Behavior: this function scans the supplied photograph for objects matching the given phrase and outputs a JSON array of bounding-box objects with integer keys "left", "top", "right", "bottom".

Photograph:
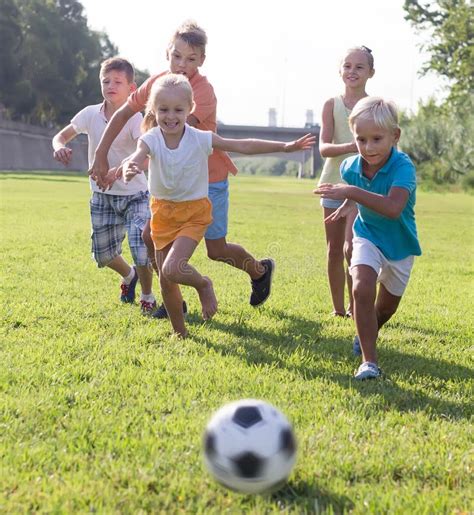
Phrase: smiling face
[
  {"left": 340, "top": 50, "right": 374, "bottom": 89},
  {"left": 153, "top": 85, "right": 193, "bottom": 142},
  {"left": 352, "top": 117, "right": 400, "bottom": 175},
  {"left": 167, "top": 37, "right": 205, "bottom": 79},
  {"left": 100, "top": 70, "right": 134, "bottom": 106}
]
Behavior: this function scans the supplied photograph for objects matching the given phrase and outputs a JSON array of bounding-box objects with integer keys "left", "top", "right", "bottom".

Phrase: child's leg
[
  {"left": 352, "top": 264, "right": 379, "bottom": 364},
  {"left": 162, "top": 236, "right": 217, "bottom": 321},
  {"left": 142, "top": 220, "right": 159, "bottom": 276},
  {"left": 375, "top": 284, "right": 402, "bottom": 329},
  {"left": 323, "top": 207, "right": 346, "bottom": 315},
  {"left": 205, "top": 179, "right": 266, "bottom": 280},
  {"left": 343, "top": 206, "right": 357, "bottom": 316},
  {"left": 205, "top": 237, "right": 265, "bottom": 279},
  {"left": 156, "top": 245, "right": 187, "bottom": 337},
  {"left": 106, "top": 255, "right": 133, "bottom": 277}
]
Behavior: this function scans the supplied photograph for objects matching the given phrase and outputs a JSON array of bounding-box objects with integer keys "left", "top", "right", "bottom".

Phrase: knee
[
  {"left": 161, "top": 260, "right": 182, "bottom": 283},
  {"left": 377, "top": 304, "right": 397, "bottom": 321},
  {"left": 352, "top": 279, "right": 373, "bottom": 304},
  {"left": 206, "top": 243, "right": 223, "bottom": 261}
]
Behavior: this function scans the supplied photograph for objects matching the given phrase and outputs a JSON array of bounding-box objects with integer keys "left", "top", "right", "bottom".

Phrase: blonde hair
[
  {"left": 142, "top": 74, "right": 194, "bottom": 132},
  {"left": 343, "top": 45, "right": 374, "bottom": 70},
  {"left": 349, "top": 96, "right": 399, "bottom": 132},
  {"left": 169, "top": 20, "right": 207, "bottom": 53}
]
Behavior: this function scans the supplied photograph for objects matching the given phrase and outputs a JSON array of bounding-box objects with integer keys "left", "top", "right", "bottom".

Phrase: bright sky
[{"left": 80, "top": 0, "right": 446, "bottom": 127}]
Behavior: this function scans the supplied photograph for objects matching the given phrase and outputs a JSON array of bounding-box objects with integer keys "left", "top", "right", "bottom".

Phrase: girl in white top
[
  {"left": 124, "top": 74, "right": 315, "bottom": 338},
  {"left": 317, "top": 46, "right": 375, "bottom": 318}
]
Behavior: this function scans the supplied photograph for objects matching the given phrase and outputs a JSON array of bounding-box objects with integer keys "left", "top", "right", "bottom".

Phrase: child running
[
  {"left": 314, "top": 97, "right": 421, "bottom": 379},
  {"left": 52, "top": 57, "right": 155, "bottom": 312},
  {"left": 318, "top": 46, "right": 375, "bottom": 318},
  {"left": 89, "top": 21, "right": 278, "bottom": 319},
  {"left": 123, "top": 74, "right": 315, "bottom": 338}
]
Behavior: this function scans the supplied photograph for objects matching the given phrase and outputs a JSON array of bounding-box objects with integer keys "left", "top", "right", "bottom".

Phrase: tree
[
  {"left": 0, "top": 0, "right": 144, "bottom": 125},
  {"left": 404, "top": 0, "right": 474, "bottom": 105}
]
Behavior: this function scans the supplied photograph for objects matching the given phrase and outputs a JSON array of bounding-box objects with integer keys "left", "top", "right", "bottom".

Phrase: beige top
[{"left": 318, "top": 96, "right": 356, "bottom": 185}]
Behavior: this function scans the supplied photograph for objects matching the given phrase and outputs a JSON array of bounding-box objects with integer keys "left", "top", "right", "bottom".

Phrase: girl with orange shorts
[{"left": 123, "top": 74, "right": 315, "bottom": 337}]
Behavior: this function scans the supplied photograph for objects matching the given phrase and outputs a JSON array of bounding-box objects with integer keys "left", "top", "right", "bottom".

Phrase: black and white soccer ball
[{"left": 203, "top": 399, "right": 297, "bottom": 494}]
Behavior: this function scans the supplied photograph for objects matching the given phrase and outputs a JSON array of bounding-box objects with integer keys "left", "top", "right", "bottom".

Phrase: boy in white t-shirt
[{"left": 52, "top": 57, "right": 155, "bottom": 312}]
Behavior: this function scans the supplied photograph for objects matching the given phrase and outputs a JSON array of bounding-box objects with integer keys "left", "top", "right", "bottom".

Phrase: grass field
[{"left": 1, "top": 171, "right": 473, "bottom": 513}]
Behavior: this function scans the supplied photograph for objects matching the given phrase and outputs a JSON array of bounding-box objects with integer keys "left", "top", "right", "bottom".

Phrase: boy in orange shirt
[{"left": 89, "top": 20, "right": 275, "bottom": 318}]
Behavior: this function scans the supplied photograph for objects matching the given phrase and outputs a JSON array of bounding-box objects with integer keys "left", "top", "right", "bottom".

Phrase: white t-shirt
[
  {"left": 140, "top": 124, "right": 213, "bottom": 201},
  {"left": 71, "top": 103, "right": 148, "bottom": 195}
]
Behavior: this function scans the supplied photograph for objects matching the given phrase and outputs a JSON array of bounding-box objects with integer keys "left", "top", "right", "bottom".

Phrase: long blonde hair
[{"left": 141, "top": 74, "right": 194, "bottom": 133}]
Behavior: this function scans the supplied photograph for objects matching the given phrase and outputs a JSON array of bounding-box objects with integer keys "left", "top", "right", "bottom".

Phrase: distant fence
[{"left": 0, "top": 119, "right": 88, "bottom": 171}]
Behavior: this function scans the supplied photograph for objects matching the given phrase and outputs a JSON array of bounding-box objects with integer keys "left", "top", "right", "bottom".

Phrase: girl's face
[
  {"left": 340, "top": 51, "right": 374, "bottom": 88},
  {"left": 154, "top": 87, "right": 193, "bottom": 137}
]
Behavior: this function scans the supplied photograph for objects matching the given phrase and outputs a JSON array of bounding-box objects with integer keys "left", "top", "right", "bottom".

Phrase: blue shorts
[
  {"left": 205, "top": 179, "right": 229, "bottom": 240},
  {"left": 90, "top": 191, "right": 150, "bottom": 267},
  {"left": 320, "top": 197, "right": 344, "bottom": 209}
]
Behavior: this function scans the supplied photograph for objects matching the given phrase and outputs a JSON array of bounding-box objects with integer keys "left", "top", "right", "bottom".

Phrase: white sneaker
[{"left": 354, "top": 361, "right": 381, "bottom": 380}]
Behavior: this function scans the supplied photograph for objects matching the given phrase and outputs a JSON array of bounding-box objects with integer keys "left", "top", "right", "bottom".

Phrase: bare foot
[{"left": 197, "top": 276, "right": 218, "bottom": 320}]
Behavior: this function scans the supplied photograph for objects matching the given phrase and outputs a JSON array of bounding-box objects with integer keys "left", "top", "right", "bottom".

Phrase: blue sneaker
[
  {"left": 354, "top": 361, "right": 381, "bottom": 380},
  {"left": 152, "top": 301, "right": 188, "bottom": 319},
  {"left": 353, "top": 335, "right": 362, "bottom": 356},
  {"left": 120, "top": 266, "right": 138, "bottom": 303}
]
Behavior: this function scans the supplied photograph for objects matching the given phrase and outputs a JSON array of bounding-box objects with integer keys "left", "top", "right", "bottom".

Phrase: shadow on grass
[
  {"left": 0, "top": 170, "right": 86, "bottom": 183},
  {"left": 190, "top": 309, "right": 473, "bottom": 421},
  {"left": 271, "top": 480, "right": 354, "bottom": 514}
]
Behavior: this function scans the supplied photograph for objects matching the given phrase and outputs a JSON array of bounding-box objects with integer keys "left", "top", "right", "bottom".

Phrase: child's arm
[
  {"left": 314, "top": 183, "right": 409, "bottom": 219},
  {"left": 211, "top": 133, "right": 316, "bottom": 154},
  {"left": 89, "top": 103, "right": 136, "bottom": 186},
  {"left": 323, "top": 199, "right": 357, "bottom": 224},
  {"left": 122, "top": 140, "right": 150, "bottom": 183},
  {"left": 319, "top": 99, "right": 357, "bottom": 158},
  {"left": 52, "top": 125, "right": 78, "bottom": 166}
]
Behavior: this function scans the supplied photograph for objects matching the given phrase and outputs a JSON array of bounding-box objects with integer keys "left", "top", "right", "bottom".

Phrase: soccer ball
[{"left": 203, "top": 399, "right": 297, "bottom": 494}]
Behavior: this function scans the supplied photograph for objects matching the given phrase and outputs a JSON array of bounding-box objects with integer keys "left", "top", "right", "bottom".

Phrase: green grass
[{"left": 1, "top": 172, "right": 473, "bottom": 513}]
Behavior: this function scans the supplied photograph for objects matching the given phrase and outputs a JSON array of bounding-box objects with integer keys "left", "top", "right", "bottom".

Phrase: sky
[{"left": 80, "top": 0, "right": 446, "bottom": 128}]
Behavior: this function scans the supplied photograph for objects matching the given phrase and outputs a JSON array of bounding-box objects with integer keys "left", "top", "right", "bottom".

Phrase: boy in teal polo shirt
[{"left": 315, "top": 96, "right": 421, "bottom": 380}]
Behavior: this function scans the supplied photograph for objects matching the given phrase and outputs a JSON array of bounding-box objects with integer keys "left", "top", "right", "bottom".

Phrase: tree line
[
  {"left": 400, "top": 0, "right": 473, "bottom": 189},
  {"left": 0, "top": 0, "right": 472, "bottom": 186},
  {"left": 0, "top": 0, "right": 147, "bottom": 126}
]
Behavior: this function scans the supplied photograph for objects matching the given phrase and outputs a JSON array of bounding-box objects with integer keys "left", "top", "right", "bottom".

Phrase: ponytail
[{"left": 141, "top": 110, "right": 157, "bottom": 133}]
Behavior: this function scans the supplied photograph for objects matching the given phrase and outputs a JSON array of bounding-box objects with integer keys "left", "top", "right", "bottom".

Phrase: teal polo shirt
[{"left": 341, "top": 148, "right": 422, "bottom": 260}]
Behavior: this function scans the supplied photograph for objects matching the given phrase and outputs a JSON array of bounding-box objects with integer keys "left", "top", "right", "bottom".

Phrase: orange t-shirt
[{"left": 127, "top": 71, "right": 237, "bottom": 183}]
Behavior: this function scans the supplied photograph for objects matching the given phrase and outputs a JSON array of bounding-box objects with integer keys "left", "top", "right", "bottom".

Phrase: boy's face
[
  {"left": 100, "top": 70, "right": 135, "bottom": 105},
  {"left": 352, "top": 118, "right": 400, "bottom": 173},
  {"left": 340, "top": 51, "right": 374, "bottom": 88},
  {"left": 167, "top": 38, "right": 205, "bottom": 79},
  {"left": 154, "top": 87, "right": 193, "bottom": 138}
]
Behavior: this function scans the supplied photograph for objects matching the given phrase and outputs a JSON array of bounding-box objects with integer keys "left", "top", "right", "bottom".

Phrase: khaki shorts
[{"left": 350, "top": 237, "right": 415, "bottom": 296}]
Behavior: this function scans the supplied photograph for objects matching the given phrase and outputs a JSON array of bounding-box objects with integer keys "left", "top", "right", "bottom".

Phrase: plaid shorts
[{"left": 90, "top": 191, "right": 150, "bottom": 267}]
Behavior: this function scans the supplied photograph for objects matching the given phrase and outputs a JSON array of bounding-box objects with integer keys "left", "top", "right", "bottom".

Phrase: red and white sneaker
[{"left": 140, "top": 299, "right": 157, "bottom": 315}]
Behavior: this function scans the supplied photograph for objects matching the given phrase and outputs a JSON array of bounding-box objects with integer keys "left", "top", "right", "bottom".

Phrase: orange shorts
[{"left": 150, "top": 197, "right": 213, "bottom": 250}]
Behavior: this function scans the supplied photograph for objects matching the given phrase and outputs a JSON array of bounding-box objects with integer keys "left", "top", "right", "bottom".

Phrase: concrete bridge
[
  {"left": 217, "top": 123, "right": 321, "bottom": 178},
  {"left": 0, "top": 118, "right": 321, "bottom": 176}
]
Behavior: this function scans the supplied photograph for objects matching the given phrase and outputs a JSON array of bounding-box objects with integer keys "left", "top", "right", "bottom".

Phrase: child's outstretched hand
[
  {"left": 123, "top": 161, "right": 141, "bottom": 183},
  {"left": 313, "top": 183, "right": 348, "bottom": 200},
  {"left": 284, "top": 133, "right": 316, "bottom": 152},
  {"left": 53, "top": 146, "right": 72, "bottom": 166},
  {"left": 323, "top": 201, "right": 356, "bottom": 224}
]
